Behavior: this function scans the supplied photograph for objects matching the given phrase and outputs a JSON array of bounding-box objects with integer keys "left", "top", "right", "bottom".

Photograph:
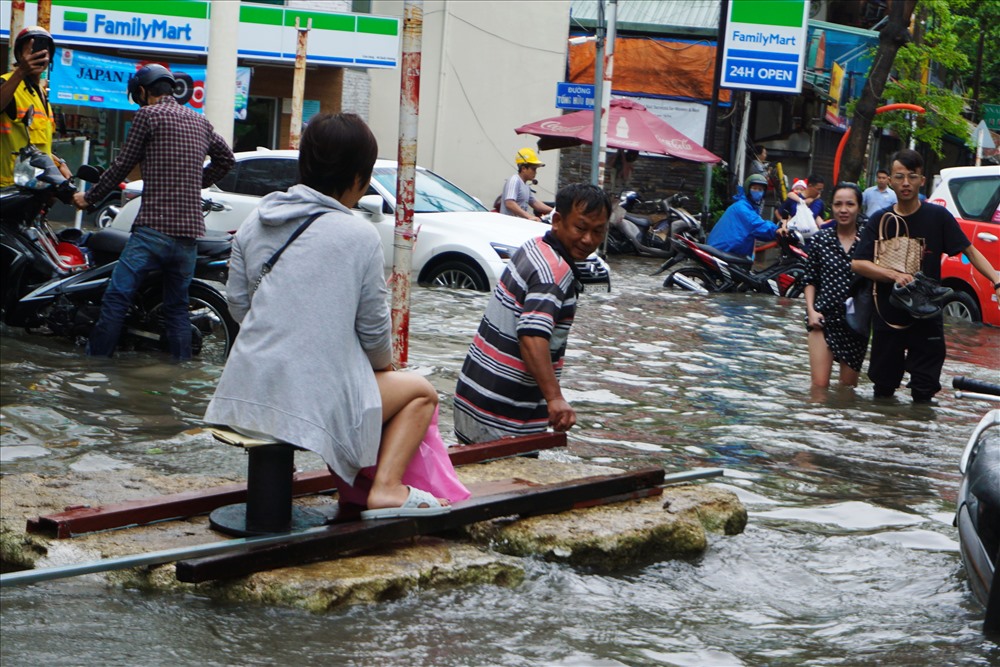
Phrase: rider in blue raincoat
[{"left": 706, "top": 173, "right": 785, "bottom": 257}]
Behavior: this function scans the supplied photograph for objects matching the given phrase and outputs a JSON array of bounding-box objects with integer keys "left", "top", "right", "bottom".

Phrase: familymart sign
[
  {"left": 1, "top": 0, "right": 400, "bottom": 68},
  {"left": 720, "top": 0, "right": 810, "bottom": 93}
]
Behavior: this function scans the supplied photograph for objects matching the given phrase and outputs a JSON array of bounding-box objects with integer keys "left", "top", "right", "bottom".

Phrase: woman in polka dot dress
[{"left": 803, "top": 183, "right": 870, "bottom": 389}]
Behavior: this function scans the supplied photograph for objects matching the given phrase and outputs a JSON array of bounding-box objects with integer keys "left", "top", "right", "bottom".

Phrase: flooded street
[{"left": 2, "top": 255, "right": 999, "bottom": 666}]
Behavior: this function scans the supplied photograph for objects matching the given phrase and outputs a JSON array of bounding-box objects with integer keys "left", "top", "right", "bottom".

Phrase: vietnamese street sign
[
  {"left": 556, "top": 82, "right": 596, "bottom": 110},
  {"left": 983, "top": 104, "right": 1000, "bottom": 132},
  {"left": 720, "top": 0, "right": 810, "bottom": 93}
]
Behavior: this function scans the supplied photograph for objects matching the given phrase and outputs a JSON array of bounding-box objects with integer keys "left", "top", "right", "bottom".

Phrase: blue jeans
[{"left": 87, "top": 226, "right": 197, "bottom": 361}]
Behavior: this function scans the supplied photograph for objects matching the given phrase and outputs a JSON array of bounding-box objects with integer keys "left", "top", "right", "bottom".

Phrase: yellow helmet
[{"left": 515, "top": 147, "right": 544, "bottom": 167}]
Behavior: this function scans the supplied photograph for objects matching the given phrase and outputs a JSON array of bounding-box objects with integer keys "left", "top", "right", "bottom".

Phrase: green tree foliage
[
  {"left": 952, "top": 1, "right": 1000, "bottom": 110},
  {"left": 871, "top": 0, "right": 970, "bottom": 156}
]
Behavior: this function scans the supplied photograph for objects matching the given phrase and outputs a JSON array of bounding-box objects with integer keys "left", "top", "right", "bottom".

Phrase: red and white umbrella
[{"left": 515, "top": 98, "right": 720, "bottom": 163}]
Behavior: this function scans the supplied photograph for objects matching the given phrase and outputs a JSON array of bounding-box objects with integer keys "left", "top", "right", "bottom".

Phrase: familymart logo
[{"left": 63, "top": 11, "right": 193, "bottom": 41}]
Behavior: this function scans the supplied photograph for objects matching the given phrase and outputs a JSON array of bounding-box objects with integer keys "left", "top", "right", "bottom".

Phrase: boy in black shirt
[{"left": 851, "top": 149, "right": 1000, "bottom": 401}]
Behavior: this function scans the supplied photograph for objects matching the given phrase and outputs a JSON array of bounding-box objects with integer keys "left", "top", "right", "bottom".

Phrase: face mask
[{"left": 750, "top": 190, "right": 764, "bottom": 204}]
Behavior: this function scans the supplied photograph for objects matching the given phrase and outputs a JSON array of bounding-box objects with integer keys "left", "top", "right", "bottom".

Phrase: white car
[{"left": 111, "top": 150, "right": 610, "bottom": 291}]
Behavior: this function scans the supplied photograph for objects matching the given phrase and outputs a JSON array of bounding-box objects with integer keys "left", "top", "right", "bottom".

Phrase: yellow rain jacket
[{"left": 1, "top": 72, "right": 55, "bottom": 186}]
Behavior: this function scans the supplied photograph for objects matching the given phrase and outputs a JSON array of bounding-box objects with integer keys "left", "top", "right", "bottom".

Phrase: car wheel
[
  {"left": 93, "top": 202, "right": 117, "bottom": 229},
  {"left": 941, "top": 290, "right": 981, "bottom": 324},
  {"left": 423, "top": 260, "right": 489, "bottom": 292}
]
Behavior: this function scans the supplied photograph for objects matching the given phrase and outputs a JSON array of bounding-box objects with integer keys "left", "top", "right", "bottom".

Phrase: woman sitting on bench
[{"left": 205, "top": 113, "right": 452, "bottom": 520}]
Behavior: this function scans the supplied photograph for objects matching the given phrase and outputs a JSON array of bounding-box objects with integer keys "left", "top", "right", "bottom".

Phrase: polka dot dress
[{"left": 802, "top": 227, "right": 869, "bottom": 372}]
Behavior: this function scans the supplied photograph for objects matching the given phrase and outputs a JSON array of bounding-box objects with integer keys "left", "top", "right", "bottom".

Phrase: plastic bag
[
  {"left": 333, "top": 406, "right": 471, "bottom": 507},
  {"left": 789, "top": 202, "right": 819, "bottom": 239},
  {"left": 844, "top": 277, "right": 873, "bottom": 337}
]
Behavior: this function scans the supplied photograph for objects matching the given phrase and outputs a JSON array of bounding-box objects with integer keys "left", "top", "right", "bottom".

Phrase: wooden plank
[
  {"left": 26, "top": 432, "right": 567, "bottom": 539},
  {"left": 175, "top": 467, "right": 665, "bottom": 583}
]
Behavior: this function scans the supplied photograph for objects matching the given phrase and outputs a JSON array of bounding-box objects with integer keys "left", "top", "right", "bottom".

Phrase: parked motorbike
[
  {"left": 655, "top": 230, "right": 808, "bottom": 298},
  {"left": 0, "top": 145, "right": 237, "bottom": 363},
  {"left": 951, "top": 376, "right": 1000, "bottom": 635},
  {"left": 605, "top": 190, "right": 704, "bottom": 259}
]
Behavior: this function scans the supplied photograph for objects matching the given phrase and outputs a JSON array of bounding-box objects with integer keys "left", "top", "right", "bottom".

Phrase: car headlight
[{"left": 490, "top": 242, "right": 519, "bottom": 260}]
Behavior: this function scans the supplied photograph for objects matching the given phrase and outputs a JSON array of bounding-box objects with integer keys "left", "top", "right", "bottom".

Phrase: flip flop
[{"left": 360, "top": 486, "right": 452, "bottom": 520}]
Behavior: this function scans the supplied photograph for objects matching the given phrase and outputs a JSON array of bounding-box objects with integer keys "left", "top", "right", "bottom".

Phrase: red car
[{"left": 928, "top": 166, "right": 1000, "bottom": 327}]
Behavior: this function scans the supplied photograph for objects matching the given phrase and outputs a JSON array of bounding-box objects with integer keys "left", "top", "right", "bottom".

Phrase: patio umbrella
[{"left": 515, "top": 98, "right": 721, "bottom": 163}]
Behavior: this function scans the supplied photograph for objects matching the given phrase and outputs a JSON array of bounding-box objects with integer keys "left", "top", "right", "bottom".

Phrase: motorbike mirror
[
  {"left": 76, "top": 165, "right": 104, "bottom": 183},
  {"left": 21, "top": 105, "right": 35, "bottom": 128}
]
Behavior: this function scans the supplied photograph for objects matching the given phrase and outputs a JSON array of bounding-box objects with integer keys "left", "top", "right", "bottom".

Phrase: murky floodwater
[{"left": 2, "top": 256, "right": 999, "bottom": 666}]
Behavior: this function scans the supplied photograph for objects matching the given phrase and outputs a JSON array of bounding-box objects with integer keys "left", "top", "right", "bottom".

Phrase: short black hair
[
  {"left": 555, "top": 183, "right": 612, "bottom": 220},
  {"left": 889, "top": 148, "right": 923, "bottom": 172},
  {"left": 299, "top": 113, "right": 378, "bottom": 198},
  {"left": 146, "top": 79, "right": 176, "bottom": 98},
  {"left": 754, "top": 144, "right": 765, "bottom": 154},
  {"left": 876, "top": 168, "right": 889, "bottom": 177},
  {"left": 807, "top": 174, "right": 825, "bottom": 186}
]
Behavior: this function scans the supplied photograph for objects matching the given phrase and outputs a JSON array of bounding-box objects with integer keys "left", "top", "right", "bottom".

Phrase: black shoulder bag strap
[{"left": 252, "top": 212, "right": 323, "bottom": 293}]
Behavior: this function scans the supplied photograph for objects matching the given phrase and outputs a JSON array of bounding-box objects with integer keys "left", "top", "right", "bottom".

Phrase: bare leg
[
  {"left": 837, "top": 364, "right": 860, "bottom": 388},
  {"left": 366, "top": 371, "right": 446, "bottom": 510},
  {"left": 808, "top": 329, "right": 833, "bottom": 388}
]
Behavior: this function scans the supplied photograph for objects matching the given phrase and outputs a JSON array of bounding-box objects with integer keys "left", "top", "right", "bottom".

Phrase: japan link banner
[{"left": 50, "top": 48, "right": 251, "bottom": 119}]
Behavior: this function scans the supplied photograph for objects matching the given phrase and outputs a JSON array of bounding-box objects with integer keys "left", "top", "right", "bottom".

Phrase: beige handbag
[{"left": 874, "top": 211, "right": 924, "bottom": 275}]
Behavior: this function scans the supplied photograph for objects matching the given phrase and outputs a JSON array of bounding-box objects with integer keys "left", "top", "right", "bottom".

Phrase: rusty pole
[
  {"left": 288, "top": 18, "right": 311, "bottom": 150},
  {"left": 8, "top": 0, "right": 25, "bottom": 68},
  {"left": 36, "top": 0, "right": 51, "bottom": 30},
  {"left": 390, "top": 0, "right": 423, "bottom": 369}
]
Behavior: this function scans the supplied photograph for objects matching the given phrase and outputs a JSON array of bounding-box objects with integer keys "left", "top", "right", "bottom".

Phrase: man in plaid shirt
[{"left": 73, "top": 64, "right": 234, "bottom": 361}]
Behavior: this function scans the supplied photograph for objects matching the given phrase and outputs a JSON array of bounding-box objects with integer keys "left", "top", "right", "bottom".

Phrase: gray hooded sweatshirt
[{"left": 204, "top": 184, "right": 391, "bottom": 484}]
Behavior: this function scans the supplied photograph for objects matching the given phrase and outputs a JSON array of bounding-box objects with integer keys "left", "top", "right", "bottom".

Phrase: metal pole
[
  {"left": 205, "top": 0, "right": 240, "bottom": 146},
  {"left": 9, "top": 0, "right": 25, "bottom": 70},
  {"left": 0, "top": 525, "right": 333, "bottom": 588},
  {"left": 703, "top": 0, "right": 729, "bottom": 223},
  {"left": 73, "top": 138, "right": 89, "bottom": 230},
  {"left": 390, "top": 0, "right": 423, "bottom": 369},
  {"left": 589, "top": 1, "right": 605, "bottom": 186},
  {"left": 734, "top": 92, "right": 751, "bottom": 185},
  {"left": 595, "top": 0, "right": 616, "bottom": 190},
  {"left": 288, "top": 18, "right": 311, "bottom": 150}
]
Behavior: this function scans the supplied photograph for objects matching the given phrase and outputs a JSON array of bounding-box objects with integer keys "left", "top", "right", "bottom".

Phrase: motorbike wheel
[
  {"left": 666, "top": 265, "right": 722, "bottom": 292},
  {"left": 781, "top": 268, "right": 807, "bottom": 298},
  {"left": 143, "top": 284, "right": 238, "bottom": 364},
  {"left": 93, "top": 202, "right": 117, "bottom": 229},
  {"left": 423, "top": 260, "right": 489, "bottom": 292}
]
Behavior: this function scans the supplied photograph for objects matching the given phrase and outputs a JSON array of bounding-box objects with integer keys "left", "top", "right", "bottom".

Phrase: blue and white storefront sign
[
  {"left": 1, "top": 0, "right": 400, "bottom": 68},
  {"left": 556, "top": 82, "right": 596, "bottom": 110},
  {"left": 50, "top": 48, "right": 252, "bottom": 118},
  {"left": 720, "top": 0, "right": 810, "bottom": 93}
]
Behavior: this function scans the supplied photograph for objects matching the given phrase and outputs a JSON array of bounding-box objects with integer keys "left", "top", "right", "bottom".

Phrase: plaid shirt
[{"left": 85, "top": 97, "right": 235, "bottom": 238}]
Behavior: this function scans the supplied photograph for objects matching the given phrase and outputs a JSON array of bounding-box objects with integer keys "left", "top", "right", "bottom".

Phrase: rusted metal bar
[
  {"left": 389, "top": 0, "right": 423, "bottom": 368},
  {"left": 9, "top": 0, "right": 25, "bottom": 67},
  {"left": 27, "top": 432, "right": 567, "bottom": 538},
  {"left": 288, "top": 17, "right": 311, "bottom": 149},
  {"left": 175, "top": 466, "right": 666, "bottom": 582}
]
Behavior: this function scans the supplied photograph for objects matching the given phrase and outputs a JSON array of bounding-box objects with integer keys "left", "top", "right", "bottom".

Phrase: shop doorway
[{"left": 234, "top": 96, "right": 278, "bottom": 152}]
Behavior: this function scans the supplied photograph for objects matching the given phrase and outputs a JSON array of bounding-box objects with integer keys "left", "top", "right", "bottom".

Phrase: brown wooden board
[
  {"left": 175, "top": 467, "right": 665, "bottom": 583},
  {"left": 26, "top": 432, "right": 567, "bottom": 539}
]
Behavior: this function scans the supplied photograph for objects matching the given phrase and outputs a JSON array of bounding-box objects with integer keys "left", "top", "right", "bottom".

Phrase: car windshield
[
  {"left": 372, "top": 167, "right": 487, "bottom": 213},
  {"left": 949, "top": 176, "right": 1000, "bottom": 222}
]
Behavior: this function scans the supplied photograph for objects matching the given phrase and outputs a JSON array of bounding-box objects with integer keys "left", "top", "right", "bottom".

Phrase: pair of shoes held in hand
[{"left": 890, "top": 272, "right": 953, "bottom": 319}]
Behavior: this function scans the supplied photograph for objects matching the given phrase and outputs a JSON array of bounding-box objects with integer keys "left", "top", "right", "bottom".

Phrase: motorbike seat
[
  {"left": 196, "top": 230, "right": 233, "bottom": 258},
  {"left": 696, "top": 242, "right": 754, "bottom": 267},
  {"left": 968, "top": 430, "right": 1000, "bottom": 513},
  {"left": 85, "top": 227, "right": 131, "bottom": 255},
  {"left": 624, "top": 213, "right": 652, "bottom": 230}
]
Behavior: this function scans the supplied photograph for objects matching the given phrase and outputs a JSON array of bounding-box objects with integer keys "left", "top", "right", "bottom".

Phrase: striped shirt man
[{"left": 454, "top": 232, "right": 580, "bottom": 444}]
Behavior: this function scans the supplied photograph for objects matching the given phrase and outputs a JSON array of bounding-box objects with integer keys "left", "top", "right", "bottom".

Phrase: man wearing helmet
[
  {"left": 0, "top": 26, "right": 72, "bottom": 186},
  {"left": 706, "top": 173, "right": 786, "bottom": 258},
  {"left": 500, "top": 147, "right": 553, "bottom": 221},
  {"left": 71, "top": 64, "right": 235, "bottom": 361}
]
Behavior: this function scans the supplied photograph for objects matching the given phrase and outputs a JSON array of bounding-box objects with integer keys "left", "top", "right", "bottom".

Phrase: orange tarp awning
[{"left": 569, "top": 37, "right": 731, "bottom": 104}]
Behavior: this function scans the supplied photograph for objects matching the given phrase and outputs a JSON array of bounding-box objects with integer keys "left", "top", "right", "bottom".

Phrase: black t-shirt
[{"left": 853, "top": 202, "right": 969, "bottom": 325}]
